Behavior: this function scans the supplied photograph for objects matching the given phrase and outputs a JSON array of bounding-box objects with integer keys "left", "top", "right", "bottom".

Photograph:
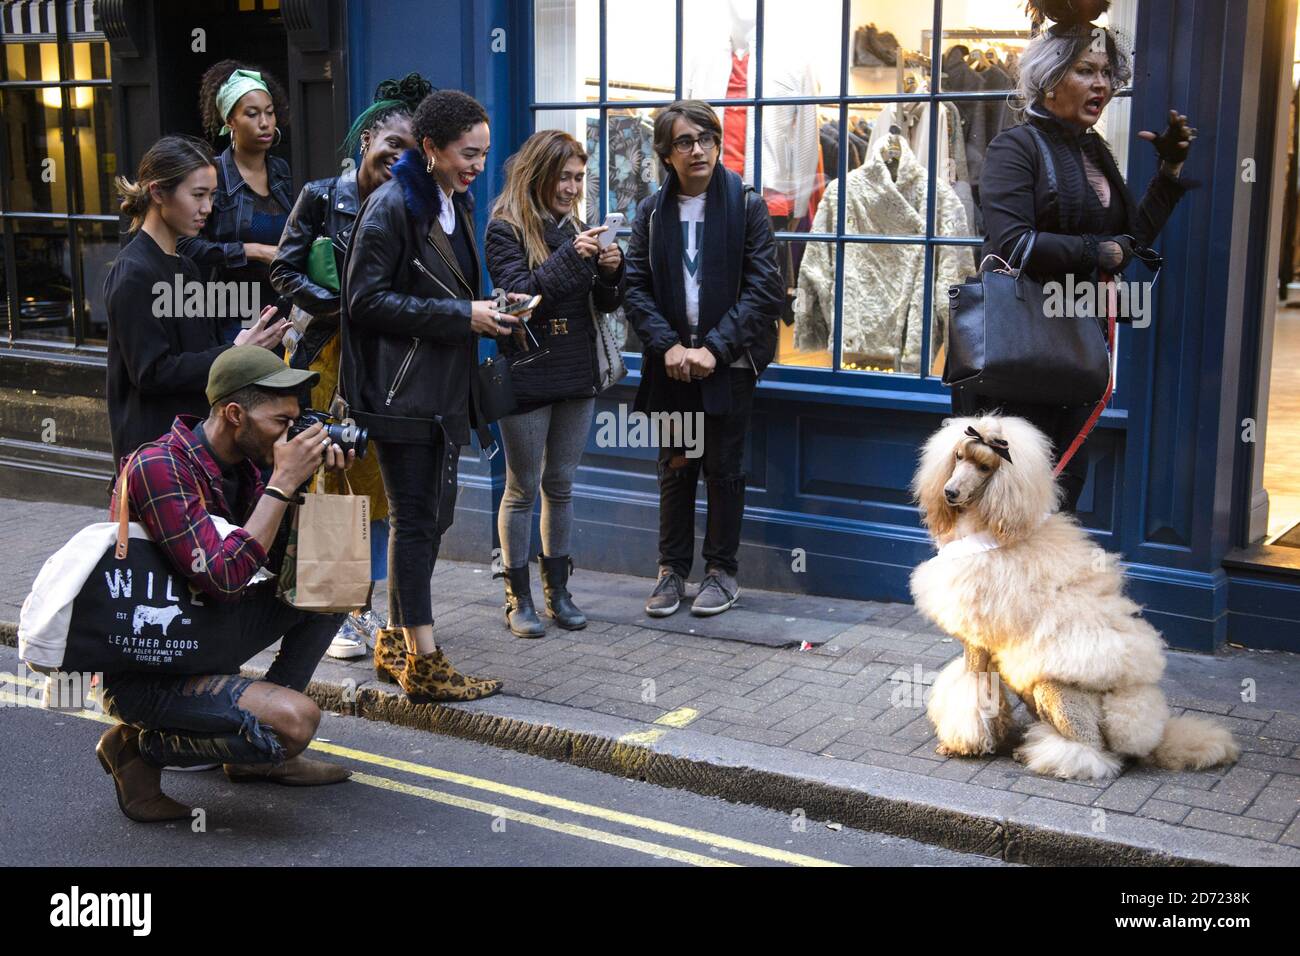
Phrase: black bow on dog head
[{"left": 964, "top": 426, "right": 1013, "bottom": 464}]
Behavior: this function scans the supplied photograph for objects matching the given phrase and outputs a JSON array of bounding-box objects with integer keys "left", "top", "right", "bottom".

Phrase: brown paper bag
[{"left": 277, "top": 467, "right": 371, "bottom": 612}]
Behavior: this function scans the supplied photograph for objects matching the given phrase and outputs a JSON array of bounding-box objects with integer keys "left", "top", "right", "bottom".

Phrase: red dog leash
[{"left": 1053, "top": 271, "right": 1117, "bottom": 477}]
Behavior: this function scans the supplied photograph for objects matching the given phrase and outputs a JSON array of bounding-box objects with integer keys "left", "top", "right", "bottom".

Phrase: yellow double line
[{"left": 3, "top": 675, "right": 844, "bottom": 867}]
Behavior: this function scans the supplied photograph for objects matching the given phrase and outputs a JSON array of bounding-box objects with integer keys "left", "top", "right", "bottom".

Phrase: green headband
[
  {"left": 340, "top": 98, "right": 404, "bottom": 157},
  {"left": 217, "top": 69, "right": 271, "bottom": 135}
]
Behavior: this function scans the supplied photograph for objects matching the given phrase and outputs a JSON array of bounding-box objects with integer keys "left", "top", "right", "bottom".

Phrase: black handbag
[
  {"left": 943, "top": 229, "right": 1111, "bottom": 407},
  {"left": 476, "top": 315, "right": 549, "bottom": 422},
  {"left": 476, "top": 352, "right": 517, "bottom": 423}
]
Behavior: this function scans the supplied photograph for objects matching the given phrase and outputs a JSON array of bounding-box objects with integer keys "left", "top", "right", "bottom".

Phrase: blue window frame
[{"left": 527, "top": 0, "right": 1137, "bottom": 397}]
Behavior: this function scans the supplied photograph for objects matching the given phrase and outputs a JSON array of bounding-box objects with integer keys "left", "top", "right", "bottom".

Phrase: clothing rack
[{"left": 921, "top": 28, "right": 1032, "bottom": 44}]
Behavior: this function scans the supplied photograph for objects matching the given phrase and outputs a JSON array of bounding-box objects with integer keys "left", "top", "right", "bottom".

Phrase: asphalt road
[{"left": 0, "top": 688, "right": 1007, "bottom": 867}]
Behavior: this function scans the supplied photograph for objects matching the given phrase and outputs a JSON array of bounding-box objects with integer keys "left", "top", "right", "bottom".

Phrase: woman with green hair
[{"left": 270, "top": 72, "right": 434, "bottom": 659}]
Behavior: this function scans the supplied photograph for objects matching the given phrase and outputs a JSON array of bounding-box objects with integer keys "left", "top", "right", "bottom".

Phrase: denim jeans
[
  {"left": 101, "top": 581, "right": 342, "bottom": 768},
  {"left": 497, "top": 397, "right": 595, "bottom": 567},
  {"left": 373, "top": 432, "right": 460, "bottom": 627},
  {"left": 657, "top": 367, "right": 755, "bottom": 578}
]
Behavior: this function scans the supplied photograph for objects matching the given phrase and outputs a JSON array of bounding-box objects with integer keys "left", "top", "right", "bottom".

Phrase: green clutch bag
[{"left": 308, "top": 235, "right": 340, "bottom": 292}]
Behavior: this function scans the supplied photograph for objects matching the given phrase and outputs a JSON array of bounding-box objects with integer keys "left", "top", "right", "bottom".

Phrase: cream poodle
[{"left": 908, "top": 415, "right": 1239, "bottom": 781}]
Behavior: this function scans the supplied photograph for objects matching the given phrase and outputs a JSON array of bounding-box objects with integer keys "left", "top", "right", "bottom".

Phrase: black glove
[
  {"left": 1098, "top": 235, "right": 1134, "bottom": 274},
  {"left": 1147, "top": 111, "right": 1196, "bottom": 165}
]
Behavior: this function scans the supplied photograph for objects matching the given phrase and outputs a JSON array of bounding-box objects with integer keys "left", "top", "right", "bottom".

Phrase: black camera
[{"left": 287, "top": 409, "right": 369, "bottom": 459}]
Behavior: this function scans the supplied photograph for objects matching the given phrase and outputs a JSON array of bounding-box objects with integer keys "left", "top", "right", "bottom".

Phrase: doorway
[{"left": 1264, "top": 6, "right": 1300, "bottom": 550}]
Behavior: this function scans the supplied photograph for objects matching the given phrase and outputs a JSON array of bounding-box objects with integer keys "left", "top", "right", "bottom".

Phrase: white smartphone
[{"left": 597, "top": 213, "right": 626, "bottom": 249}]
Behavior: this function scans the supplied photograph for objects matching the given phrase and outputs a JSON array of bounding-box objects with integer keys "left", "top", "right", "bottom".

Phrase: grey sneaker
[
  {"left": 691, "top": 569, "right": 740, "bottom": 617},
  {"left": 645, "top": 567, "right": 686, "bottom": 617}
]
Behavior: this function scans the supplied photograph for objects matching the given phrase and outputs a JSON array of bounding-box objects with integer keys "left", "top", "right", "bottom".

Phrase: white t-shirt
[
  {"left": 678, "top": 193, "right": 706, "bottom": 334},
  {"left": 676, "top": 193, "right": 755, "bottom": 371}
]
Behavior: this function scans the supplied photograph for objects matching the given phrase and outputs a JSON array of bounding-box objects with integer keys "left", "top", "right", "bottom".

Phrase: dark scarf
[
  {"left": 1024, "top": 105, "right": 1128, "bottom": 234},
  {"left": 649, "top": 162, "right": 747, "bottom": 343}
]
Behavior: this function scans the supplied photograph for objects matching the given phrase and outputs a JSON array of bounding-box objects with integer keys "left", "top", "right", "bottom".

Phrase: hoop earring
[
  {"left": 272, "top": 127, "right": 282, "bottom": 146},
  {"left": 426, "top": 154, "right": 436, "bottom": 174}
]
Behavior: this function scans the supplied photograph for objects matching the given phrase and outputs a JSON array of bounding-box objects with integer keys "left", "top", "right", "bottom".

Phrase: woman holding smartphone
[
  {"left": 342, "top": 89, "right": 524, "bottom": 702},
  {"left": 485, "top": 129, "right": 625, "bottom": 637},
  {"left": 179, "top": 60, "right": 293, "bottom": 343},
  {"left": 107, "top": 134, "right": 288, "bottom": 470},
  {"left": 270, "top": 72, "right": 432, "bottom": 661}
]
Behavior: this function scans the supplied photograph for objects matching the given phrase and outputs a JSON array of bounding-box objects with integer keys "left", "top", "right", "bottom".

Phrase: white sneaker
[{"left": 326, "top": 616, "right": 369, "bottom": 660}]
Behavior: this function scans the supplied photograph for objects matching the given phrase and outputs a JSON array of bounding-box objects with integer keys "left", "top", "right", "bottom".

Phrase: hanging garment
[
  {"left": 684, "top": 28, "right": 821, "bottom": 218},
  {"left": 792, "top": 136, "right": 975, "bottom": 372},
  {"left": 723, "top": 52, "right": 750, "bottom": 176},
  {"left": 944, "top": 101, "right": 977, "bottom": 235},
  {"left": 588, "top": 114, "right": 663, "bottom": 221}
]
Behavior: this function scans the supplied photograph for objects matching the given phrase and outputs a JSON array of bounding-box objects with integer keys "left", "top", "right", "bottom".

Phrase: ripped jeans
[
  {"left": 101, "top": 582, "right": 342, "bottom": 768},
  {"left": 656, "top": 367, "right": 755, "bottom": 579}
]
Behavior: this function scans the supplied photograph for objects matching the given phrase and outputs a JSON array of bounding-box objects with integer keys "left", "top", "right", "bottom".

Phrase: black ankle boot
[
  {"left": 498, "top": 565, "right": 545, "bottom": 638},
  {"left": 539, "top": 554, "right": 587, "bottom": 630}
]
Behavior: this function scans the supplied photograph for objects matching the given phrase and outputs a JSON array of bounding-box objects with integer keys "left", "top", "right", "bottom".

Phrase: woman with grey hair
[{"left": 951, "top": 3, "right": 1195, "bottom": 513}]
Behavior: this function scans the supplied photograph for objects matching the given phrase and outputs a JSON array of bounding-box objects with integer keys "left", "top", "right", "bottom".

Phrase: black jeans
[
  {"left": 374, "top": 431, "right": 460, "bottom": 627},
  {"left": 951, "top": 387, "right": 1092, "bottom": 513},
  {"left": 657, "top": 367, "right": 755, "bottom": 578},
  {"left": 101, "top": 581, "right": 342, "bottom": 768}
]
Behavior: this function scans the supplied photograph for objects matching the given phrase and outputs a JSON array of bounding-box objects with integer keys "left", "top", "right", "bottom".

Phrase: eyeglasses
[{"left": 670, "top": 132, "right": 719, "bottom": 154}]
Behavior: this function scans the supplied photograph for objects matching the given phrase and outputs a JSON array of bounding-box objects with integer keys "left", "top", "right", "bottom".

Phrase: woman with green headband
[
  {"left": 269, "top": 72, "right": 434, "bottom": 661},
  {"left": 179, "top": 59, "right": 294, "bottom": 344}
]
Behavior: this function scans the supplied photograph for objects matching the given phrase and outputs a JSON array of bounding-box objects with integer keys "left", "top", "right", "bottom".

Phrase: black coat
[
  {"left": 270, "top": 170, "right": 360, "bottom": 368},
  {"left": 340, "top": 148, "right": 487, "bottom": 446},
  {"left": 980, "top": 106, "right": 1189, "bottom": 294},
  {"left": 624, "top": 167, "right": 783, "bottom": 416},
  {"left": 104, "top": 230, "right": 230, "bottom": 466},
  {"left": 484, "top": 214, "right": 625, "bottom": 415}
]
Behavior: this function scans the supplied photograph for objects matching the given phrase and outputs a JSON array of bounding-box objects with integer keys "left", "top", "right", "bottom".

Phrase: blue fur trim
[{"left": 390, "top": 147, "right": 443, "bottom": 228}]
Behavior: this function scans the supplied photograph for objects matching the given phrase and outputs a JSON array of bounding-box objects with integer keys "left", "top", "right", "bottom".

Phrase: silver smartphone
[{"left": 598, "top": 213, "right": 625, "bottom": 249}]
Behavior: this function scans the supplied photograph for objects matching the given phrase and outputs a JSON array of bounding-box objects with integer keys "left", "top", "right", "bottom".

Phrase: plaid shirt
[{"left": 109, "top": 415, "right": 269, "bottom": 602}]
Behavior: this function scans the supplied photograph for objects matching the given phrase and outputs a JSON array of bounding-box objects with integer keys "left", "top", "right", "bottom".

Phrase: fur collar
[{"left": 390, "top": 147, "right": 447, "bottom": 230}]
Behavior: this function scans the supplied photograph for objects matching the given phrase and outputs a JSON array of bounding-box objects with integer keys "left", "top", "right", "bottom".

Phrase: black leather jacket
[
  {"left": 340, "top": 148, "right": 488, "bottom": 446},
  {"left": 270, "top": 170, "right": 360, "bottom": 368},
  {"left": 178, "top": 147, "right": 294, "bottom": 272}
]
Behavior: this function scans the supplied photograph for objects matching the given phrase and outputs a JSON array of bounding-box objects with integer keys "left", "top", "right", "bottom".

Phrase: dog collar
[
  {"left": 935, "top": 531, "right": 1002, "bottom": 561},
  {"left": 933, "top": 512, "right": 1054, "bottom": 561}
]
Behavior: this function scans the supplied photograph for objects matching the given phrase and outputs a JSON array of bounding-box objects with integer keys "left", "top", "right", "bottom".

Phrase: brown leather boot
[
  {"left": 95, "top": 724, "right": 192, "bottom": 823},
  {"left": 373, "top": 627, "right": 407, "bottom": 684},
  {"left": 224, "top": 754, "right": 351, "bottom": 786},
  {"left": 398, "top": 648, "right": 503, "bottom": 703}
]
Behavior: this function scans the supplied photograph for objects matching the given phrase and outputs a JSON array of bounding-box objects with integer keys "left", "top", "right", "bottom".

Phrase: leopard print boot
[
  {"left": 398, "top": 648, "right": 503, "bottom": 704},
  {"left": 373, "top": 628, "right": 408, "bottom": 684}
]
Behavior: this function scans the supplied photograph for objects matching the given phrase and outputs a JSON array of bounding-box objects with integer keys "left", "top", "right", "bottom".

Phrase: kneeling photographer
[{"left": 97, "top": 346, "right": 357, "bottom": 823}]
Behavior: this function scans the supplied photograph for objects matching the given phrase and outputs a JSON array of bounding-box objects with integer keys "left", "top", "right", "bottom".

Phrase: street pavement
[
  {"left": 0, "top": 676, "right": 1003, "bottom": 867},
  {"left": 3, "top": 495, "right": 1299, "bottom": 865}
]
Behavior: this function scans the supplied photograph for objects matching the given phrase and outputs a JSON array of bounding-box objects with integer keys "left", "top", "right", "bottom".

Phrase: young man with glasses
[{"left": 624, "top": 100, "right": 783, "bottom": 618}]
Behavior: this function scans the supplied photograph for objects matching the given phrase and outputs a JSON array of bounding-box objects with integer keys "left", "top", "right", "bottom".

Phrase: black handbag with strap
[{"left": 942, "top": 124, "right": 1111, "bottom": 407}]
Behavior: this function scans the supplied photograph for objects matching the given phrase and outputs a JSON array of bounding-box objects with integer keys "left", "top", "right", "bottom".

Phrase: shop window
[
  {"left": 529, "top": 0, "right": 1139, "bottom": 377},
  {"left": 0, "top": 0, "right": 115, "bottom": 348}
]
